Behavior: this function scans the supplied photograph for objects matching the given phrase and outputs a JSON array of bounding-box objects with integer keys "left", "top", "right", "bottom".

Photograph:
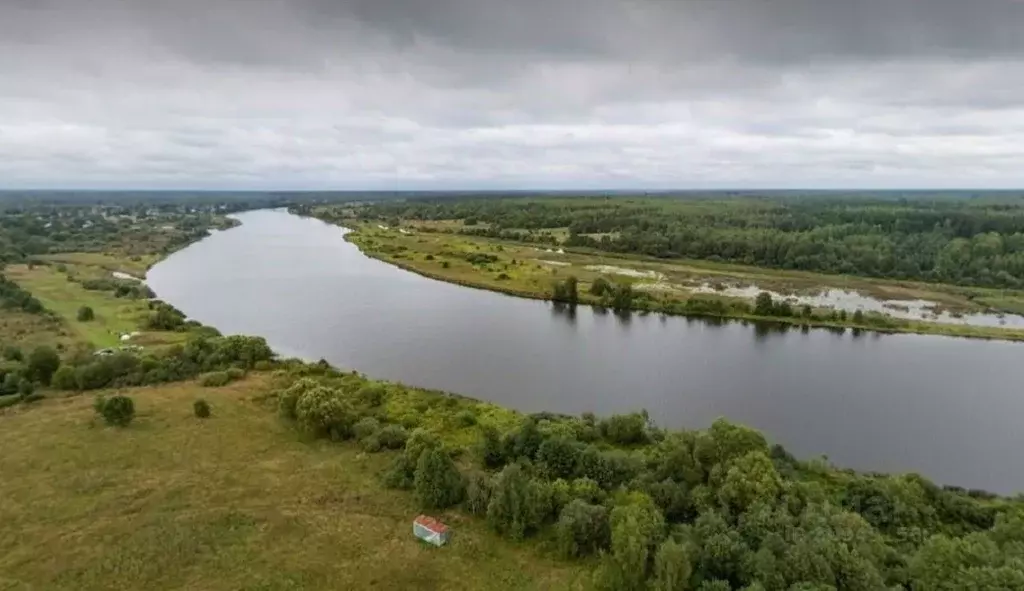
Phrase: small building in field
[{"left": 413, "top": 515, "right": 450, "bottom": 547}]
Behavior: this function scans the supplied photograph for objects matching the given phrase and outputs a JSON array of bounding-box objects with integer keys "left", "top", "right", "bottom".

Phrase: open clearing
[{"left": 0, "top": 376, "right": 588, "bottom": 590}]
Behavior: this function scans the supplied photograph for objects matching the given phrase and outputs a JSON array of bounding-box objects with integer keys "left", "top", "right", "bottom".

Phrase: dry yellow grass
[{"left": 0, "top": 375, "right": 589, "bottom": 590}]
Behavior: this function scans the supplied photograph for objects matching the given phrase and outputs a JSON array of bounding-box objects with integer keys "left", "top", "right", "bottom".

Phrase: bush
[
  {"left": 95, "top": 395, "right": 135, "bottom": 427},
  {"left": 51, "top": 366, "right": 78, "bottom": 390},
  {"left": 487, "top": 463, "right": 551, "bottom": 540},
  {"left": 294, "top": 386, "right": 356, "bottom": 440},
  {"left": 360, "top": 433, "right": 383, "bottom": 452},
  {"left": 200, "top": 371, "right": 231, "bottom": 387},
  {"left": 556, "top": 500, "right": 611, "bottom": 558},
  {"left": 455, "top": 409, "right": 477, "bottom": 427},
  {"left": 357, "top": 383, "right": 387, "bottom": 407},
  {"left": 378, "top": 424, "right": 409, "bottom": 449},
  {"left": 465, "top": 472, "right": 493, "bottom": 516},
  {"left": 76, "top": 305, "right": 95, "bottom": 321},
  {"left": 478, "top": 425, "right": 507, "bottom": 469},
  {"left": 193, "top": 399, "right": 211, "bottom": 418},
  {"left": 353, "top": 417, "right": 382, "bottom": 441},
  {"left": 0, "top": 394, "right": 21, "bottom": 410},
  {"left": 405, "top": 428, "right": 442, "bottom": 464},
  {"left": 414, "top": 447, "right": 466, "bottom": 510},
  {"left": 278, "top": 378, "right": 319, "bottom": 419},
  {"left": 225, "top": 367, "right": 245, "bottom": 381},
  {"left": 383, "top": 453, "right": 417, "bottom": 490},
  {"left": 3, "top": 345, "right": 23, "bottom": 362},
  {"left": 27, "top": 345, "right": 60, "bottom": 385}
]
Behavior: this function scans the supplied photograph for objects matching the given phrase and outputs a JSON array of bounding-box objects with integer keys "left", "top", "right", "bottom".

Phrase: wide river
[{"left": 148, "top": 209, "right": 1024, "bottom": 494}]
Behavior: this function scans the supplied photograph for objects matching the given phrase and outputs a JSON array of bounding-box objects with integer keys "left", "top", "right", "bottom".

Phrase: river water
[{"left": 147, "top": 209, "right": 1024, "bottom": 494}]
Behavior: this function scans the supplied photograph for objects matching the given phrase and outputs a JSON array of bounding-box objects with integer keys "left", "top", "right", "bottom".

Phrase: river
[{"left": 146, "top": 209, "right": 1024, "bottom": 494}]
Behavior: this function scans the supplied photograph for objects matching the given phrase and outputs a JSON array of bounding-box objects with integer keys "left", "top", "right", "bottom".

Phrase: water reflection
[{"left": 145, "top": 210, "right": 1024, "bottom": 493}]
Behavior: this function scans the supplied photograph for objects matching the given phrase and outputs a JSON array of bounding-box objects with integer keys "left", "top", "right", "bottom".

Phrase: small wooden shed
[{"left": 413, "top": 515, "right": 450, "bottom": 547}]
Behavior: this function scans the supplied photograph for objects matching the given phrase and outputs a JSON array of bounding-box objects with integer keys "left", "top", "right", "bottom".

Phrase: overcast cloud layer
[{"left": 2, "top": 0, "right": 1024, "bottom": 189}]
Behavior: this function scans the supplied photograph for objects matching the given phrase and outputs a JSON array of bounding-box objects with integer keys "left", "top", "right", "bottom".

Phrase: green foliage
[
  {"left": 51, "top": 366, "right": 77, "bottom": 390},
  {"left": 377, "top": 424, "right": 409, "bottom": 450},
  {"left": 199, "top": 371, "right": 232, "bottom": 387},
  {"left": 597, "top": 497, "right": 666, "bottom": 591},
  {"left": 537, "top": 437, "right": 583, "bottom": 479},
  {"left": 76, "top": 305, "right": 95, "bottom": 321},
  {"left": 0, "top": 274, "right": 46, "bottom": 314},
  {"left": 652, "top": 538, "right": 693, "bottom": 591},
  {"left": 715, "top": 452, "right": 783, "bottom": 514},
  {"left": 487, "top": 463, "right": 551, "bottom": 540},
  {"left": 478, "top": 424, "right": 507, "bottom": 469},
  {"left": 95, "top": 395, "right": 135, "bottom": 427},
  {"left": 193, "top": 399, "right": 211, "bottom": 418},
  {"left": 26, "top": 345, "right": 60, "bottom": 385},
  {"left": 600, "top": 412, "right": 648, "bottom": 445},
  {"left": 414, "top": 447, "right": 466, "bottom": 510},
  {"left": 353, "top": 417, "right": 381, "bottom": 441},
  {"left": 2, "top": 345, "right": 23, "bottom": 362},
  {"left": 590, "top": 277, "right": 612, "bottom": 296},
  {"left": 552, "top": 275, "right": 579, "bottom": 304},
  {"left": 465, "top": 472, "right": 493, "bottom": 516},
  {"left": 556, "top": 499, "right": 610, "bottom": 558},
  {"left": 455, "top": 409, "right": 477, "bottom": 427},
  {"left": 278, "top": 377, "right": 318, "bottom": 419},
  {"left": 294, "top": 386, "right": 356, "bottom": 440},
  {"left": 382, "top": 452, "right": 417, "bottom": 490}
]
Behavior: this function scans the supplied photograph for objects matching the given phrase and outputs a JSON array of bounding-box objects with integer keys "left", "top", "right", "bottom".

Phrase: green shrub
[
  {"left": 225, "top": 367, "right": 245, "bottom": 381},
  {"left": 556, "top": 500, "right": 611, "bottom": 558},
  {"left": 51, "top": 366, "right": 78, "bottom": 390},
  {"left": 200, "top": 371, "right": 231, "bottom": 387},
  {"left": 76, "top": 306, "right": 95, "bottom": 321},
  {"left": 96, "top": 395, "right": 135, "bottom": 427},
  {"left": 465, "top": 472, "right": 493, "bottom": 516},
  {"left": 294, "top": 386, "right": 356, "bottom": 440},
  {"left": 357, "top": 383, "right": 387, "bottom": 407},
  {"left": 383, "top": 453, "right": 417, "bottom": 490},
  {"left": 455, "top": 409, "right": 477, "bottom": 427},
  {"left": 253, "top": 360, "right": 276, "bottom": 371},
  {"left": 353, "top": 417, "right": 381, "bottom": 441},
  {"left": 278, "top": 377, "right": 319, "bottom": 419},
  {"left": 405, "top": 428, "right": 442, "bottom": 464},
  {"left": 0, "top": 394, "right": 21, "bottom": 410},
  {"left": 378, "top": 424, "right": 409, "bottom": 450},
  {"left": 2, "top": 345, "right": 23, "bottom": 362},
  {"left": 193, "top": 399, "right": 211, "bottom": 418},
  {"left": 360, "top": 433, "right": 383, "bottom": 452},
  {"left": 478, "top": 425, "right": 507, "bottom": 469},
  {"left": 27, "top": 346, "right": 60, "bottom": 386}
]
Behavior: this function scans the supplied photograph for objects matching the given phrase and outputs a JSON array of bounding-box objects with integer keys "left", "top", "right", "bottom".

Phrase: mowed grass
[
  {"left": 5, "top": 264, "right": 185, "bottom": 349},
  {"left": 0, "top": 376, "right": 590, "bottom": 590}
]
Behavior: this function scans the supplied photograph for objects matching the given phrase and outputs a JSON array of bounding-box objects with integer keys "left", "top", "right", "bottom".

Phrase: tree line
[{"left": 353, "top": 195, "right": 1024, "bottom": 288}]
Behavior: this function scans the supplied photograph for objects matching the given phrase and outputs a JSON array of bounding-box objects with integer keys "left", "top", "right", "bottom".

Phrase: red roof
[{"left": 414, "top": 515, "right": 449, "bottom": 533}]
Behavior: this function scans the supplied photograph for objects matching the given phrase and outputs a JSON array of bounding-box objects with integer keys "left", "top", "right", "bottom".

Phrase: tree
[
  {"left": 652, "top": 538, "right": 693, "bottom": 591},
  {"left": 76, "top": 305, "right": 95, "bottom": 321},
  {"left": 556, "top": 500, "right": 610, "bottom": 558},
  {"left": 293, "top": 386, "right": 355, "bottom": 440},
  {"left": 51, "top": 366, "right": 78, "bottom": 390},
  {"left": 715, "top": 452, "right": 783, "bottom": 514},
  {"left": 27, "top": 345, "right": 60, "bottom": 385},
  {"left": 598, "top": 498, "right": 666, "bottom": 591},
  {"left": 852, "top": 309, "right": 865, "bottom": 324},
  {"left": 487, "top": 463, "right": 550, "bottom": 540},
  {"left": 538, "top": 437, "right": 583, "bottom": 479},
  {"left": 414, "top": 447, "right": 466, "bottom": 510},
  {"left": 478, "top": 424, "right": 507, "bottom": 469},
  {"left": 754, "top": 292, "right": 774, "bottom": 316}
]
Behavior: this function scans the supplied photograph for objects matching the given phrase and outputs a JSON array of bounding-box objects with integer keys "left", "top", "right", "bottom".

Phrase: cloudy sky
[{"left": 2, "top": 0, "right": 1024, "bottom": 189}]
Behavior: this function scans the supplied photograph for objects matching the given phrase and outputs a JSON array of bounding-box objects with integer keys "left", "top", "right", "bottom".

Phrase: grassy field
[
  {"left": 4, "top": 264, "right": 186, "bottom": 350},
  {"left": 0, "top": 376, "right": 589, "bottom": 590},
  {"left": 36, "top": 252, "right": 157, "bottom": 277},
  {"left": 343, "top": 222, "right": 1024, "bottom": 341}
]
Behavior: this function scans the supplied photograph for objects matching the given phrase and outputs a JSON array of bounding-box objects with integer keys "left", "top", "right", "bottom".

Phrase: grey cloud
[{"left": 2, "top": 0, "right": 1024, "bottom": 188}]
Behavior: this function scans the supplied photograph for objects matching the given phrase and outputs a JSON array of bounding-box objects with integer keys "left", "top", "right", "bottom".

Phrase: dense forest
[{"left": 353, "top": 194, "right": 1024, "bottom": 288}]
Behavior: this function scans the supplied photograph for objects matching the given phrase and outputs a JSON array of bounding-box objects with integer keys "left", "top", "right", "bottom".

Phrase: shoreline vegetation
[
  {"left": 294, "top": 204, "right": 1024, "bottom": 340},
  {"left": 3, "top": 195, "right": 1024, "bottom": 588}
]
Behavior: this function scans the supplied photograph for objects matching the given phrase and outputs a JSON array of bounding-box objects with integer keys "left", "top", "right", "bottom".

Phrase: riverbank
[{"left": 334, "top": 220, "right": 1024, "bottom": 342}]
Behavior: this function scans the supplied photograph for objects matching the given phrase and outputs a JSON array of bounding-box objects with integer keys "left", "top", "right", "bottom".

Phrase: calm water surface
[{"left": 147, "top": 210, "right": 1024, "bottom": 493}]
